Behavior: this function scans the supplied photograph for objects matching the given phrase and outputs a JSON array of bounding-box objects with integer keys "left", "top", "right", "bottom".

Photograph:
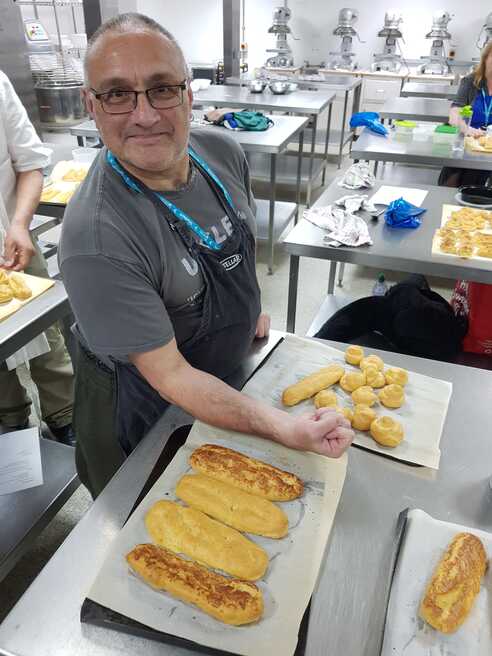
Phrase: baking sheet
[
  {"left": 382, "top": 508, "right": 492, "bottom": 655},
  {"left": 87, "top": 422, "right": 347, "bottom": 656},
  {"left": 0, "top": 272, "right": 54, "bottom": 322},
  {"left": 241, "top": 335, "right": 452, "bottom": 469},
  {"left": 431, "top": 204, "right": 492, "bottom": 265}
]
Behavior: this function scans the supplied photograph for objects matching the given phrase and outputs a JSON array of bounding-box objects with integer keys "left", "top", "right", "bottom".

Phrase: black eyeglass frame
[{"left": 89, "top": 81, "right": 188, "bottom": 114}]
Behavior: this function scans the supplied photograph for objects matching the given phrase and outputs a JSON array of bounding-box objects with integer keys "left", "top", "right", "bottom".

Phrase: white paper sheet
[
  {"left": 382, "top": 509, "right": 492, "bottom": 656},
  {"left": 370, "top": 185, "right": 428, "bottom": 207},
  {"left": 241, "top": 335, "right": 452, "bottom": 469},
  {"left": 0, "top": 428, "right": 43, "bottom": 495},
  {"left": 431, "top": 204, "right": 492, "bottom": 266},
  {"left": 87, "top": 424, "right": 347, "bottom": 656}
]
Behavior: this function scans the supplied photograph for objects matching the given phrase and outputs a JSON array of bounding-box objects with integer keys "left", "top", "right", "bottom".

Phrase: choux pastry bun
[
  {"left": 370, "top": 416, "right": 404, "bottom": 447},
  {"left": 314, "top": 389, "right": 338, "bottom": 409},
  {"left": 379, "top": 384, "right": 405, "bottom": 409},
  {"left": 351, "top": 385, "right": 377, "bottom": 407},
  {"left": 339, "top": 370, "right": 366, "bottom": 392},
  {"left": 365, "top": 365, "right": 386, "bottom": 388},
  {"left": 345, "top": 345, "right": 364, "bottom": 366},
  {"left": 384, "top": 367, "right": 408, "bottom": 387},
  {"left": 359, "top": 355, "right": 384, "bottom": 372},
  {"left": 352, "top": 404, "right": 377, "bottom": 431}
]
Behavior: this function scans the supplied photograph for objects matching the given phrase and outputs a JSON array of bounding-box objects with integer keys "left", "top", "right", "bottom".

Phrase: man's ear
[{"left": 82, "top": 88, "right": 95, "bottom": 117}]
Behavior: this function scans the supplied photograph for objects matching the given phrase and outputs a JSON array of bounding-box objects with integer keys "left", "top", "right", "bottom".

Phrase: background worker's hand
[
  {"left": 255, "top": 312, "right": 271, "bottom": 339},
  {"left": 279, "top": 407, "right": 354, "bottom": 458},
  {"left": 2, "top": 222, "right": 35, "bottom": 271},
  {"left": 464, "top": 126, "right": 485, "bottom": 138}
]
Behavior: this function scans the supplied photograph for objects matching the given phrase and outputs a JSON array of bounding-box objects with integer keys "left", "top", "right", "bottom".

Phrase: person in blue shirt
[{"left": 439, "top": 41, "right": 492, "bottom": 187}]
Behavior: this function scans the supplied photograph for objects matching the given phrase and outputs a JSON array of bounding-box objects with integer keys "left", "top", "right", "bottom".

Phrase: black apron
[{"left": 112, "top": 158, "right": 261, "bottom": 455}]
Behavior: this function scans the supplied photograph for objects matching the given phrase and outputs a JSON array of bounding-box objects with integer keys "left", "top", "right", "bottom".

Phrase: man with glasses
[{"left": 59, "top": 13, "right": 353, "bottom": 498}]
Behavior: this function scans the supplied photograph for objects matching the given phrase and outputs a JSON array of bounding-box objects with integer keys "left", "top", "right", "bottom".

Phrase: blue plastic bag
[
  {"left": 384, "top": 197, "right": 426, "bottom": 229},
  {"left": 349, "top": 111, "right": 388, "bottom": 136}
]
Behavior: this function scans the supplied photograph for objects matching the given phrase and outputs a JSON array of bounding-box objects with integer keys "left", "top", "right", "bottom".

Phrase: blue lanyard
[
  {"left": 482, "top": 88, "right": 492, "bottom": 127},
  {"left": 106, "top": 148, "right": 238, "bottom": 251}
]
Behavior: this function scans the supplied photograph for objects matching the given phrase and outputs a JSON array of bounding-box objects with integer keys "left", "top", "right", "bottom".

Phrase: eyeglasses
[{"left": 90, "top": 81, "right": 187, "bottom": 114}]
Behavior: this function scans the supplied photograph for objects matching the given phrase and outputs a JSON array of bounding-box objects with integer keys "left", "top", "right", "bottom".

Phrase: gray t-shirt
[
  {"left": 59, "top": 128, "right": 257, "bottom": 363},
  {"left": 451, "top": 73, "right": 480, "bottom": 108}
]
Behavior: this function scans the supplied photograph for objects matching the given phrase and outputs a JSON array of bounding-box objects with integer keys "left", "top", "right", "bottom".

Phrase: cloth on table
[{"left": 338, "top": 162, "right": 375, "bottom": 190}]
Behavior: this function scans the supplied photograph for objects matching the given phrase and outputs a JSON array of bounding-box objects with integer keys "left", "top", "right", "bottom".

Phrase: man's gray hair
[{"left": 84, "top": 12, "right": 189, "bottom": 83}]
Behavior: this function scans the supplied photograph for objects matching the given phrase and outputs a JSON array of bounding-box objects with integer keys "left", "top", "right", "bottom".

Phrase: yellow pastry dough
[
  {"left": 359, "top": 355, "right": 384, "bottom": 372},
  {"left": 384, "top": 367, "right": 408, "bottom": 387},
  {"left": 282, "top": 364, "right": 344, "bottom": 406},
  {"left": 339, "top": 370, "right": 366, "bottom": 392},
  {"left": 365, "top": 365, "right": 386, "bottom": 388},
  {"left": 0, "top": 270, "right": 8, "bottom": 284},
  {"left": 352, "top": 404, "right": 377, "bottom": 431},
  {"left": 314, "top": 389, "right": 338, "bottom": 408},
  {"left": 378, "top": 384, "right": 405, "bottom": 409},
  {"left": 0, "top": 284, "right": 13, "bottom": 304},
  {"left": 370, "top": 416, "right": 404, "bottom": 447},
  {"left": 351, "top": 385, "right": 377, "bottom": 407},
  {"left": 345, "top": 345, "right": 364, "bottom": 365}
]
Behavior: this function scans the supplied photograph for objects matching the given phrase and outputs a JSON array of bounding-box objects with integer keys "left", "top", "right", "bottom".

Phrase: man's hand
[
  {"left": 255, "top": 312, "right": 271, "bottom": 339},
  {"left": 2, "top": 222, "right": 36, "bottom": 271},
  {"left": 278, "top": 407, "right": 354, "bottom": 458}
]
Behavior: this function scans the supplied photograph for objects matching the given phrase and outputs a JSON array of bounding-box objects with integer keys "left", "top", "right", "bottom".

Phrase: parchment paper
[
  {"left": 382, "top": 509, "right": 492, "bottom": 656},
  {"left": 241, "top": 335, "right": 452, "bottom": 469},
  {"left": 87, "top": 422, "right": 347, "bottom": 656},
  {"left": 0, "top": 272, "right": 54, "bottom": 322},
  {"left": 431, "top": 204, "right": 492, "bottom": 266}
]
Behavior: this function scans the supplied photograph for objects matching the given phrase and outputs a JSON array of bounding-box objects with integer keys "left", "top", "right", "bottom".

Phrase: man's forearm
[
  {"left": 12, "top": 169, "right": 43, "bottom": 228},
  {"left": 160, "top": 363, "right": 290, "bottom": 444}
]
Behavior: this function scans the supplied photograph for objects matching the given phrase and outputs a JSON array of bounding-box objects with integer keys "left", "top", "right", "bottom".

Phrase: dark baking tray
[
  {"left": 459, "top": 185, "right": 492, "bottom": 205},
  {"left": 80, "top": 425, "right": 312, "bottom": 655}
]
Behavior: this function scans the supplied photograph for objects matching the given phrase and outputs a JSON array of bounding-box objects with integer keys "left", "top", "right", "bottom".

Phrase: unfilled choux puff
[
  {"left": 339, "top": 370, "right": 366, "bottom": 392},
  {"left": 8, "top": 273, "right": 32, "bottom": 300},
  {"left": 359, "top": 355, "right": 384, "bottom": 372},
  {"left": 345, "top": 345, "right": 364, "bottom": 365},
  {"left": 351, "top": 385, "right": 377, "bottom": 407},
  {"left": 379, "top": 384, "right": 405, "bottom": 409},
  {"left": 365, "top": 365, "right": 386, "bottom": 388},
  {"left": 282, "top": 364, "right": 344, "bottom": 406},
  {"left": 0, "top": 284, "right": 14, "bottom": 304},
  {"left": 384, "top": 367, "right": 408, "bottom": 387},
  {"left": 0, "top": 269, "right": 8, "bottom": 284},
  {"left": 352, "top": 404, "right": 377, "bottom": 431},
  {"left": 314, "top": 389, "right": 338, "bottom": 409},
  {"left": 370, "top": 416, "right": 404, "bottom": 447}
]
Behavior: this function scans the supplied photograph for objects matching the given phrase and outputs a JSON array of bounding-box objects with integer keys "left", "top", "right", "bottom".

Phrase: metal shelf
[
  {"left": 255, "top": 199, "right": 297, "bottom": 243},
  {"left": 15, "top": 1, "right": 83, "bottom": 6},
  {"left": 247, "top": 151, "right": 326, "bottom": 187}
]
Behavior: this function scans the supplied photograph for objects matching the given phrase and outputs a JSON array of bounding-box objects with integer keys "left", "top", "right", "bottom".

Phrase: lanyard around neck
[
  {"left": 482, "top": 88, "right": 492, "bottom": 127},
  {"left": 106, "top": 148, "right": 238, "bottom": 251}
]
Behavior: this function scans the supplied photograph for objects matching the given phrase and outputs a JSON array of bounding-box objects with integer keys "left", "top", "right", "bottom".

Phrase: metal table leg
[
  {"left": 306, "top": 114, "right": 318, "bottom": 208},
  {"left": 267, "top": 154, "right": 277, "bottom": 275},
  {"left": 374, "top": 160, "right": 379, "bottom": 178},
  {"left": 295, "top": 129, "right": 304, "bottom": 224},
  {"left": 338, "top": 262, "right": 345, "bottom": 287},
  {"left": 338, "top": 90, "right": 349, "bottom": 169},
  {"left": 327, "top": 261, "right": 337, "bottom": 294},
  {"left": 321, "top": 102, "right": 332, "bottom": 186},
  {"left": 286, "top": 255, "right": 300, "bottom": 333},
  {"left": 76, "top": 136, "right": 84, "bottom": 146}
]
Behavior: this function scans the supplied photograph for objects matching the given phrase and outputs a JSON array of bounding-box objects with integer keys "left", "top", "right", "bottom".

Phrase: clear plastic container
[
  {"left": 433, "top": 131, "right": 457, "bottom": 144},
  {"left": 413, "top": 125, "right": 432, "bottom": 141},
  {"left": 72, "top": 147, "right": 98, "bottom": 164}
]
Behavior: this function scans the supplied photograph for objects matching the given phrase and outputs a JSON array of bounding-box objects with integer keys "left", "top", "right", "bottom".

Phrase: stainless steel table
[
  {"left": 284, "top": 179, "right": 492, "bottom": 332},
  {"left": 379, "top": 97, "right": 450, "bottom": 123},
  {"left": 0, "top": 280, "right": 70, "bottom": 362},
  {"left": 2, "top": 329, "right": 492, "bottom": 656},
  {"left": 350, "top": 127, "right": 492, "bottom": 173},
  {"left": 297, "top": 75, "right": 363, "bottom": 168},
  {"left": 69, "top": 118, "right": 309, "bottom": 274},
  {"left": 400, "top": 82, "right": 458, "bottom": 100},
  {"left": 192, "top": 85, "right": 335, "bottom": 205}
]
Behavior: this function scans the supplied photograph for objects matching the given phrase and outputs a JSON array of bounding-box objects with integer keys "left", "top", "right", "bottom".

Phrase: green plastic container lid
[
  {"left": 435, "top": 124, "right": 459, "bottom": 134},
  {"left": 394, "top": 120, "right": 417, "bottom": 128},
  {"left": 459, "top": 105, "right": 473, "bottom": 118}
]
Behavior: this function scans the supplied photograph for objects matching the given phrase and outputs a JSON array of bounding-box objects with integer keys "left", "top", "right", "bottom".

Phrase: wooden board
[{"left": 0, "top": 272, "right": 55, "bottom": 322}]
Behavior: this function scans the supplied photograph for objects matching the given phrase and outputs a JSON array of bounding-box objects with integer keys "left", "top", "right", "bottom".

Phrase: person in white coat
[{"left": 0, "top": 70, "right": 75, "bottom": 446}]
